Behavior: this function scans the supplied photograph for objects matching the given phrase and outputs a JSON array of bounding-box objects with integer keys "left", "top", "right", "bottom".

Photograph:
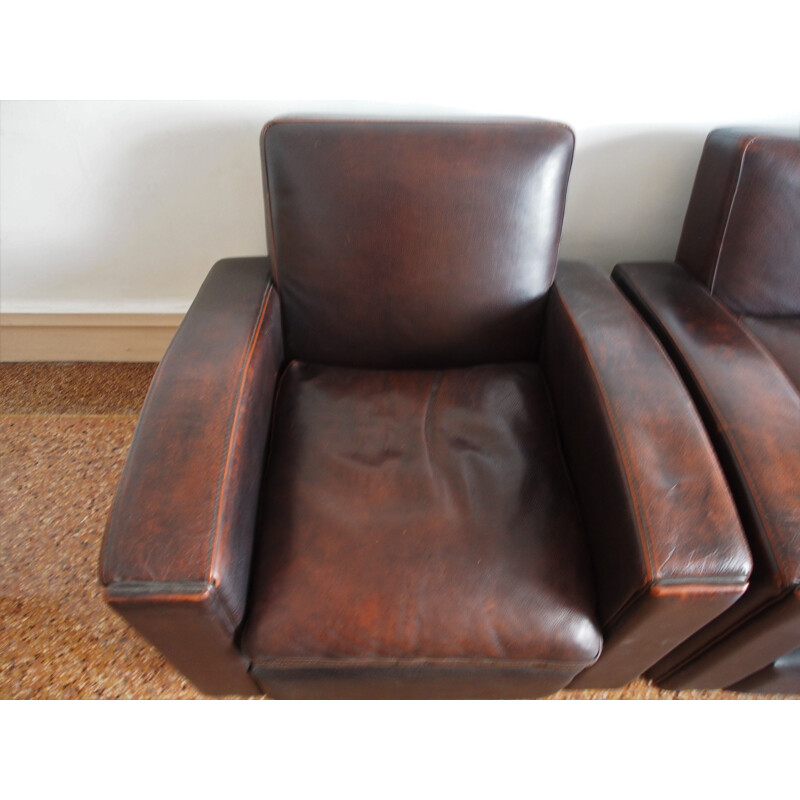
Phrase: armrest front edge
[
  {"left": 612, "top": 260, "right": 800, "bottom": 689},
  {"left": 100, "top": 256, "right": 284, "bottom": 695},
  {"left": 543, "top": 261, "right": 751, "bottom": 689}
]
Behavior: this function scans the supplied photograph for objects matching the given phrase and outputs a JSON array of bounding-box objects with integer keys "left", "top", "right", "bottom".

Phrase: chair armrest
[
  {"left": 613, "top": 261, "right": 800, "bottom": 688},
  {"left": 100, "top": 257, "right": 283, "bottom": 695},
  {"left": 542, "top": 261, "right": 751, "bottom": 688}
]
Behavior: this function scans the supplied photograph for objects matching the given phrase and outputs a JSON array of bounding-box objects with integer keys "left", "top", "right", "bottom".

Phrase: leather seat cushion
[
  {"left": 742, "top": 315, "right": 800, "bottom": 393},
  {"left": 241, "top": 362, "right": 601, "bottom": 695}
]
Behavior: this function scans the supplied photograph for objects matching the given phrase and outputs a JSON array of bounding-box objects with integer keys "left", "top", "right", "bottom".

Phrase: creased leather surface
[
  {"left": 614, "top": 261, "right": 800, "bottom": 688},
  {"left": 262, "top": 118, "right": 574, "bottom": 367},
  {"left": 544, "top": 261, "right": 750, "bottom": 687},
  {"left": 242, "top": 361, "right": 601, "bottom": 681},
  {"left": 614, "top": 261, "right": 800, "bottom": 588}
]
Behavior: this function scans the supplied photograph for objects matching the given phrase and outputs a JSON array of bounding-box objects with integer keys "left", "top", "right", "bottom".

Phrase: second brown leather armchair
[
  {"left": 100, "top": 118, "right": 751, "bottom": 698},
  {"left": 613, "top": 128, "right": 800, "bottom": 692}
]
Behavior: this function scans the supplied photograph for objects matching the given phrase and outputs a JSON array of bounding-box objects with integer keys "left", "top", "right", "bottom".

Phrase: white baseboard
[{"left": 0, "top": 313, "right": 184, "bottom": 362}]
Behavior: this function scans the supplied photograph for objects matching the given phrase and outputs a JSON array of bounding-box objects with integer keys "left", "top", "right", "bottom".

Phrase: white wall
[{"left": 2, "top": 3, "right": 798, "bottom": 314}]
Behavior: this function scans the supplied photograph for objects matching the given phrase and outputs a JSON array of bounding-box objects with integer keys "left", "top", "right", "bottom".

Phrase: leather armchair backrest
[
  {"left": 676, "top": 129, "right": 800, "bottom": 316},
  {"left": 262, "top": 118, "right": 574, "bottom": 367}
]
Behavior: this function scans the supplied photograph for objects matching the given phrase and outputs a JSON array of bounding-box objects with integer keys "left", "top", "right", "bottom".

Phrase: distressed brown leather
[
  {"left": 613, "top": 261, "right": 800, "bottom": 689},
  {"left": 676, "top": 129, "right": 800, "bottom": 315},
  {"left": 242, "top": 362, "right": 602, "bottom": 698},
  {"left": 241, "top": 257, "right": 751, "bottom": 697},
  {"left": 543, "top": 262, "right": 750, "bottom": 688},
  {"left": 613, "top": 130, "right": 800, "bottom": 691},
  {"left": 262, "top": 118, "right": 574, "bottom": 367},
  {"left": 101, "top": 257, "right": 283, "bottom": 695},
  {"left": 102, "top": 119, "right": 750, "bottom": 697}
]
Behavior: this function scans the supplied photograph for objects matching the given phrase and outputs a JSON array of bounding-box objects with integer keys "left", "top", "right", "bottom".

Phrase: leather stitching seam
[
  {"left": 252, "top": 656, "right": 591, "bottom": 671},
  {"left": 205, "top": 281, "right": 275, "bottom": 588},
  {"left": 709, "top": 135, "right": 760, "bottom": 298}
]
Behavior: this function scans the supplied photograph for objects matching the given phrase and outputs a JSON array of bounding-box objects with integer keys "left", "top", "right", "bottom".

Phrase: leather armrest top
[
  {"left": 613, "top": 261, "right": 800, "bottom": 589},
  {"left": 100, "top": 257, "right": 284, "bottom": 629},
  {"left": 544, "top": 261, "right": 751, "bottom": 629}
]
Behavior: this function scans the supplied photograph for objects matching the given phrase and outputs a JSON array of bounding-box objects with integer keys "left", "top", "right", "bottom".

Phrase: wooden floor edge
[{"left": 0, "top": 313, "right": 184, "bottom": 362}]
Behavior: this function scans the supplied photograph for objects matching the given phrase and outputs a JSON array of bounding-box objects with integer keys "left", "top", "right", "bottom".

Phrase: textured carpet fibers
[{"left": 0, "top": 363, "right": 792, "bottom": 699}]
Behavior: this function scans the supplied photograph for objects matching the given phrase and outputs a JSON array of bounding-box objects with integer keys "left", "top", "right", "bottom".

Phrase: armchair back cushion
[
  {"left": 262, "top": 119, "right": 574, "bottom": 367},
  {"left": 676, "top": 129, "right": 800, "bottom": 316}
]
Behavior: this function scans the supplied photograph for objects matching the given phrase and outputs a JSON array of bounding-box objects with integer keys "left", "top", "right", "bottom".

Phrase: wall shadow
[
  {"left": 8, "top": 110, "right": 718, "bottom": 309},
  {"left": 560, "top": 127, "right": 708, "bottom": 272},
  {"left": 10, "top": 112, "right": 272, "bottom": 311}
]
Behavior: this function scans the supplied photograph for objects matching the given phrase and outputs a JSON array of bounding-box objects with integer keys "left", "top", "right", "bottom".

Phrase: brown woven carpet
[{"left": 0, "top": 362, "right": 792, "bottom": 699}]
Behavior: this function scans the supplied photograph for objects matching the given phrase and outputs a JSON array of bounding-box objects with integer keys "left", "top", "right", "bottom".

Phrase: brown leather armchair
[
  {"left": 100, "top": 118, "right": 751, "bottom": 698},
  {"left": 613, "top": 128, "right": 800, "bottom": 692}
]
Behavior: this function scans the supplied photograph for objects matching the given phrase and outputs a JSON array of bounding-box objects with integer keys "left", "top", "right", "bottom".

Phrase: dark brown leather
[
  {"left": 543, "top": 261, "right": 751, "bottom": 688},
  {"left": 102, "top": 119, "right": 760, "bottom": 697},
  {"left": 729, "top": 645, "right": 800, "bottom": 694},
  {"left": 262, "top": 118, "right": 574, "bottom": 368},
  {"left": 241, "top": 361, "right": 601, "bottom": 698},
  {"left": 100, "top": 257, "right": 283, "bottom": 695},
  {"left": 613, "top": 261, "right": 800, "bottom": 689},
  {"left": 250, "top": 664, "right": 583, "bottom": 700},
  {"left": 653, "top": 589, "right": 800, "bottom": 690},
  {"left": 676, "top": 129, "right": 800, "bottom": 315},
  {"left": 106, "top": 583, "right": 257, "bottom": 696},
  {"left": 741, "top": 316, "right": 800, "bottom": 392}
]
